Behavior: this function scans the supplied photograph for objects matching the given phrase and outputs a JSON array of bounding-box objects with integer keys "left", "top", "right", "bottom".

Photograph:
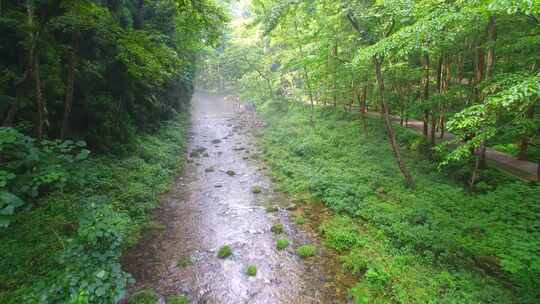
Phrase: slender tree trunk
[
  {"left": 3, "top": 0, "right": 36, "bottom": 127},
  {"left": 293, "top": 19, "right": 315, "bottom": 121},
  {"left": 61, "top": 31, "right": 81, "bottom": 139},
  {"left": 361, "top": 84, "right": 368, "bottom": 112},
  {"left": 360, "top": 83, "right": 368, "bottom": 135},
  {"left": 374, "top": 56, "right": 414, "bottom": 188},
  {"left": 518, "top": 137, "right": 529, "bottom": 161},
  {"left": 469, "top": 142, "right": 485, "bottom": 189},
  {"left": 2, "top": 103, "right": 18, "bottom": 126},
  {"left": 422, "top": 52, "right": 430, "bottom": 137},
  {"left": 430, "top": 55, "right": 444, "bottom": 146},
  {"left": 486, "top": 16, "right": 497, "bottom": 79},
  {"left": 430, "top": 114, "right": 436, "bottom": 146},
  {"left": 439, "top": 112, "right": 445, "bottom": 139},
  {"left": 34, "top": 57, "right": 45, "bottom": 141},
  {"left": 475, "top": 48, "right": 485, "bottom": 100},
  {"left": 134, "top": 0, "right": 144, "bottom": 29},
  {"left": 478, "top": 17, "right": 497, "bottom": 169},
  {"left": 518, "top": 107, "right": 534, "bottom": 160},
  {"left": 440, "top": 58, "right": 450, "bottom": 139}
]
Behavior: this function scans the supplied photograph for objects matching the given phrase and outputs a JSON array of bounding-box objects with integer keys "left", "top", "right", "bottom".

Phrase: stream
[{"left": 122, "top": 94, "right": 353, "bottom": 303}]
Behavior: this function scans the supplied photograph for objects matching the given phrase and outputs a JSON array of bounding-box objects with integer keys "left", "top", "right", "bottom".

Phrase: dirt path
[
  {"left": 366, "top": 111, "right": 539, "bottom": 181},
  {"left": 123, "top": 94, "right": 352, "bottom": 303}
]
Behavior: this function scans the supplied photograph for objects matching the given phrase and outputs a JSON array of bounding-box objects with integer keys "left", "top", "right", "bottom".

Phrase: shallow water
[{"left": 122, "top": 94, "right": 353, "bottom": 303}]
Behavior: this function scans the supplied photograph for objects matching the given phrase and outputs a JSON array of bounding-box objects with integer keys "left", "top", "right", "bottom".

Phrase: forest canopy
[{"left": 0, "top": 0, "right": 227, "bottom": 149}]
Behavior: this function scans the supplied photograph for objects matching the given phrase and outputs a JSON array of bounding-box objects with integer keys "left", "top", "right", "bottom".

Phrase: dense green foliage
[
  {"left": 1, "top": 1, "right": 225, "bottom": 302},
  {"left": 201, "top": 0, "right": 539, "bottom": 184},
  {"left": 258, "top": 105, "right": 539, "bottom": 302},
  {"left": 0, "top": 117, "right": 187, "bottom": 303},
  {"left": 1, "top": 0, "right": 226, "bottom": 149}
]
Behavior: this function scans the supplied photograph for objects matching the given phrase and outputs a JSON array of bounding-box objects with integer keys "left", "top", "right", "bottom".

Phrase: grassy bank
[
  {"left": 257, "top": 104, "right": 539, "bottom": 303},
  {"left": 0, "top": 115, "right": 187, "bottom": 303}
]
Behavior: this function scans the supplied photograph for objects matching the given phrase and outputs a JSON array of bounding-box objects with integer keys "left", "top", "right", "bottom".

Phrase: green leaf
[
  {"left": 96, "top": 270, "right": 107, "bottom": 279},
  {"left": 0, "top": 218, "right": 10, "bottom": 228},
  {"left": 0, "top": 191, "right": 25, "bottom": 209}
]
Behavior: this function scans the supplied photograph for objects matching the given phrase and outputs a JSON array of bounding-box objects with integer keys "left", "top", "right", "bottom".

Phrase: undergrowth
[
  {"left": 257, "top": 104, "right": 539, "bottom": 303},
  {"left": 0, "top": 114, "right": 187, "bottom": 303}
]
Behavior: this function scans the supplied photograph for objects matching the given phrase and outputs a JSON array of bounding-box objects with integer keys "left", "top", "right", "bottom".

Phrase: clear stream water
[{"left": 122, "top": 94, "right": 353, "bottom": 303}]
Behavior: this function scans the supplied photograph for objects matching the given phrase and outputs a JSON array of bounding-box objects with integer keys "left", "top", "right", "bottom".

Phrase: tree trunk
[
  {"left": 478, "top": 17, "right": 497, "bottom": 169},
  {"left": 474, "top": 47, "right": 485, "bottom": 101},
  {"left": 2, "top": 103, "right": 18, "bottom": 127},
  {"left": 518, "top": 136, "right": 529, "bottom": 161},
  {"left": 294, "top": 19, "right": 315, "bottom": 124},
  {"left": 374, "top": 56, "right": 414, "bottom": 188},
  {"left": 34, "top": 57, "right": 45, "bottom": 141},
  {"left": 439, "top": 112, "right": 446, "bottom": 139},
  {"left": 430, "top": 114, "right": 436, "bottom": 147},
  {"left": 359, "top": 83, "right": 368, "bottom": 135},
  {"left": 3, "top": 0, "right": 36, "bottom": 127},
  {"left": 518, "top": 107, "right": 534, "bottom": 160},
  {"left": 422, "top": 52, "right": 430, "bottom": 137},
  {"left": 469, "top": 142, "right": 485, "bottom": 190},
  {"left": 60, "top": 31, "right": 80, "bottom": 139},
  {"left": 134, "top": 0, "right": 144, "bottom": 29},
  {"left": 361, "top": 84, "right": 368, "bottom": 112},
  {"left": 486, "top": 16, "right": 497, "bottom": 79}
]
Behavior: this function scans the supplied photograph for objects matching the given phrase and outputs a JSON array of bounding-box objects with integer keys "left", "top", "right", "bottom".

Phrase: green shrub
[
  {"left": 218, "top": 245, "right": 232, "bottom": 258},
  {"left": 246, "top": 265, "right": 257, "bottom": 276},
  {"left": 320, "top": 216, "right": 361, "bottom": 252},
  {"left": 265, "top": 205, "right": 278, "bottom": 212},
  {"left": 340, "top": 248, "right": 368, "bottom": 275},
  {"left": 364, "top": 267, "right": 390, "bottom": 290},
  {"left": 294, "top": 215, "right": 306, "bottom": 225},
  {"left": 129, "top": 289, "right": 158, "bottom": 304},
  {"left": 297, "top": 245, "right": 316, "bottom": 258},
  {"left": 178, "top": 256, "right": 192, "bottom": 268},
  {"left": 168, "top": 295, "right": 188, "bottom": 304},
  {"left": 271, "top": 223, "right": 284, "bottom": 234},
  {"left": 276, "top": 239, "right": 289, "bottom": 250}
]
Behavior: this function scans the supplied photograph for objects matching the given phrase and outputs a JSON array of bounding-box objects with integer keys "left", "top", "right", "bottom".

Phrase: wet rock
[
  {"left": 205, "top": 167, "right": 215, "bottom": 173},
  {"left": 189, "top": 146, "right": 207, "bottom": 157},
  {"left": 214, "top": 184, "right": 223, "bottom": 188},
  {"left": 286, "top": 203, "right": 298, "bottom": 211},
  {"left": 211, "top": 139, "right": 222, "bottom": 144},
  {"left": 226, "top": 170, "right": 236, "bottom": 176},
  {"left": 265, "top": 205, "right": 279, "bottom": 213},
  {"left": 202, "top": 152, "right": 210, "bottom": 157}
]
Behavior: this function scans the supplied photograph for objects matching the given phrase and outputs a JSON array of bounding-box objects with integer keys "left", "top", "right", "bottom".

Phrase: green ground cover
[
  {"left": 0, "top": 115, "right": 187, "bottom": 303},
  {"left": 258, "top": 104, "right": 540, "bottom": 303}
]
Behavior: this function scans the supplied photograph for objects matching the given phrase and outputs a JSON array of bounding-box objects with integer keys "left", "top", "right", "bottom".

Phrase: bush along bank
[
  {"left": 0, "top": 114, "right": 188, "bottom": 303},
  {"left": 256, "top": 104, "right": 539, "bottom": 303}
]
